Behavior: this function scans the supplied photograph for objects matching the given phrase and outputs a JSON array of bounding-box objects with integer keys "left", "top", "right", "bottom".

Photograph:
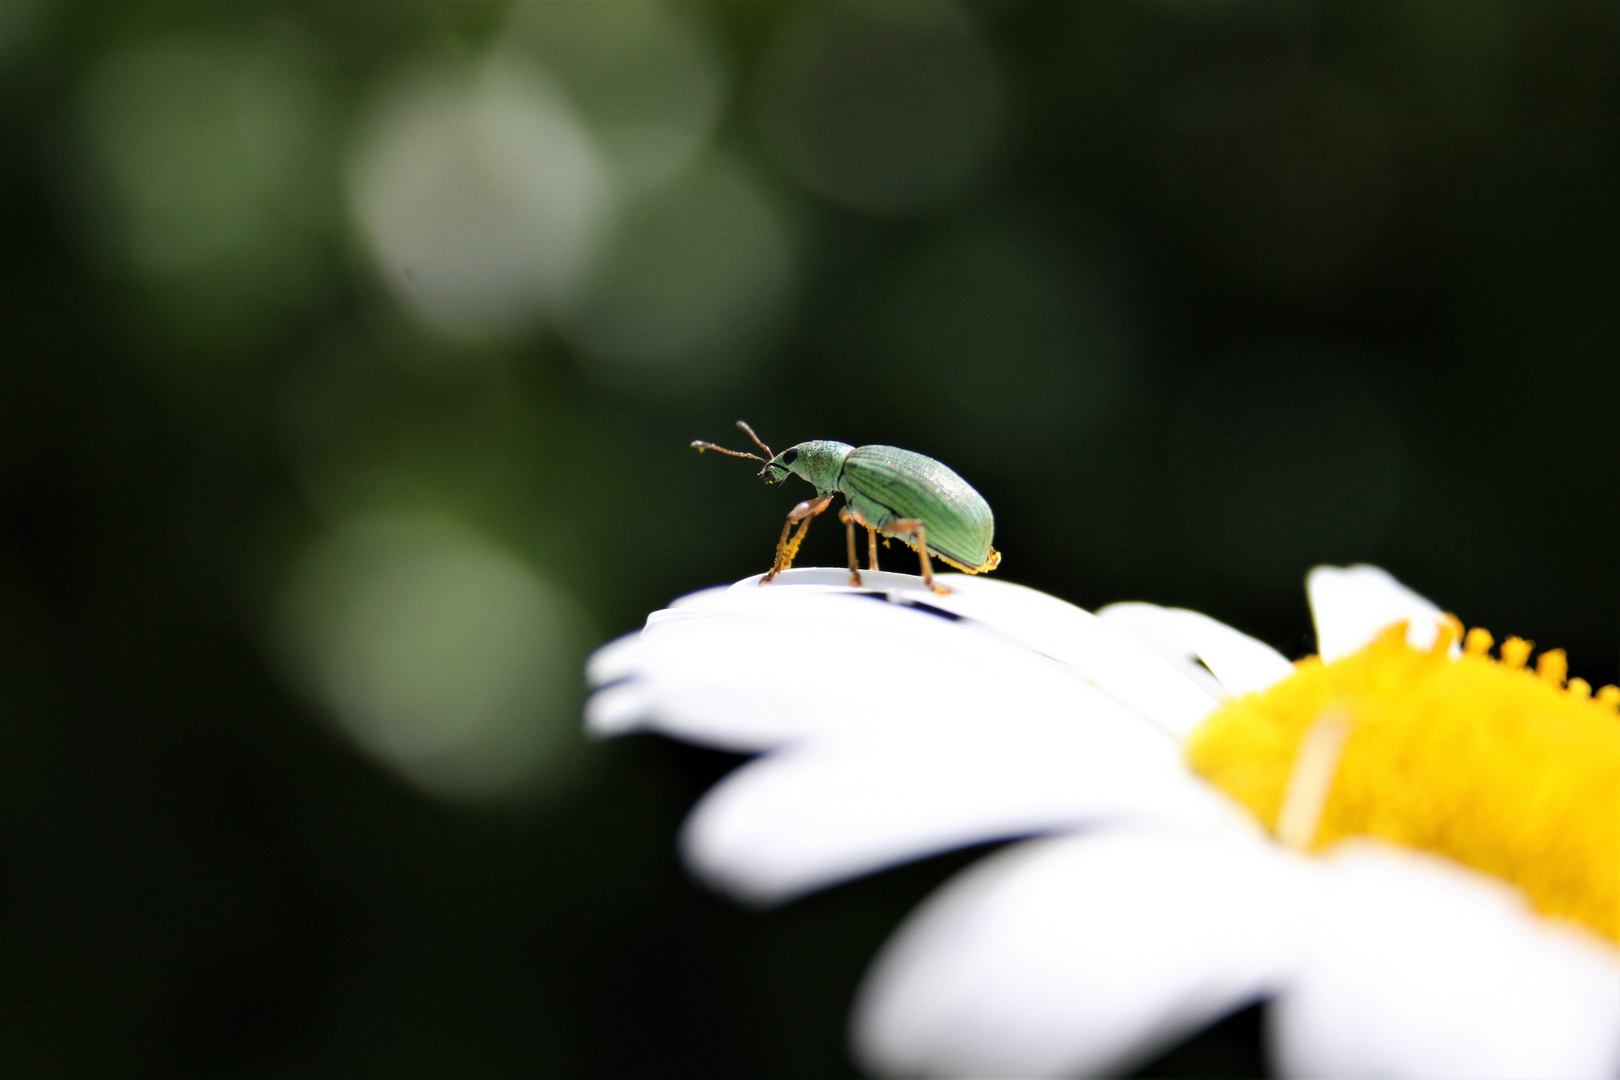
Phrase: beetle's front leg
[{"left": 764, "top": 494, "right": 834, "bottom": 582}]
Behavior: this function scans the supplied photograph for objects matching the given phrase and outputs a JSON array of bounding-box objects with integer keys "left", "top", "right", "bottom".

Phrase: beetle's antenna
[
  {"left": 691, "top": 439, "right": 766, "bottom": 463},
  {"left": 734, "top": 420, "right": 774, "bottom": 459}
]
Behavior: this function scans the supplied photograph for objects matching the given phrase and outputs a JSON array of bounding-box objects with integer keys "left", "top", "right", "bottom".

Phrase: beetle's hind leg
[
  {"left": 880, "top": 519, "right": 949, "bottom": 595},
  {"left": 764, "top": 494, "right": 834, "bottom": 583}
]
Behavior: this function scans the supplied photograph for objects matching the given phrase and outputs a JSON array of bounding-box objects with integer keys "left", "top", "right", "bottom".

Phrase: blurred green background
[{"left": 1, "top": 0, "right": 1618, "bottom": 1074}]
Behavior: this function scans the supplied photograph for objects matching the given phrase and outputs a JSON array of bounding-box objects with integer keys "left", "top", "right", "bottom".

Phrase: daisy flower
[{"left": 585, "top": 565, "right": 1620, "bottom": 1078}]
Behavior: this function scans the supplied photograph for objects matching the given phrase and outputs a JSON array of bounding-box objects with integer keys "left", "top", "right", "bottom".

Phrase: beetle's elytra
[{"left": 693, "top": 420, "right": 1000, "bottom": 595}]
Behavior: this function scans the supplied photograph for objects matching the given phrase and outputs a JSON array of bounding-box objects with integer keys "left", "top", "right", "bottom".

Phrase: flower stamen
[
  {"left": 1537, "top": 648, "right": 1568, "bottom": 687},
  {"left": 1187, "top": 619, "right": 1620, "bottom": 944},
  {"left": 1431, "top": 613, "right": 1462, "bottom": 655}
]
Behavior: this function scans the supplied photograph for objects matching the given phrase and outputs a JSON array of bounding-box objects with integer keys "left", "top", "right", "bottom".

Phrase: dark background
[{"left": 1, "top": 1, "right": 1617, "bottom": 1075}]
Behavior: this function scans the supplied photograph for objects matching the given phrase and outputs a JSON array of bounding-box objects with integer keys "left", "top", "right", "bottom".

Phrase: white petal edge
[
  {"left": 734, "top": 571, "right": 1225, "bottom": 737},
  {"left": 610, "top": 569, "right": 1221, "bottom": 742},
  {"left": 583, "top": 679, "right": 655, "bottom": 738},
  {"left": 901, "top": 574, "right": 1222, "bottom": 739},
  {"left": 681, "top": 719, "right": 1253, "bottom": 905},
  {"left": 585, "top": 584, "right": 1179, "bottom": 752},
  {"left": 1099, "top": 602, "right": 1295, "bottom": 698},
  {"left": 1092, "top": 602, "right": 1231, "bottom": 700},
  {"left": 1307, "top": 565, "right": 1456, "bottom": 662},
  {"left": 585, "top": 630, "right": 648, "bottom": 688},
  {"left": 852, "top": 829, "right": 1318, "bottom": 1078},
  {"left": 1271, "top": 841, "right": 1620, "bottom": 1080}
]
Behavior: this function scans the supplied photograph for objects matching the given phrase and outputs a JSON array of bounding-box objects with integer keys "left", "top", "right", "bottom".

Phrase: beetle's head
[
  {"left": 763, "top": 441, "right": 853, "bottom": 493},
  {"left": 692, "top": 427, "right": 850, "bottom": 494},
  {"left": 760, "top": 446, "right": 800, "bottom": 484}
]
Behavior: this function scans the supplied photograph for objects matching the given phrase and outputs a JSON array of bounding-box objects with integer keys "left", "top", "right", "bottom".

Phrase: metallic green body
[{"left": 768, "top": 441, "right": 996, "bottom": 569}]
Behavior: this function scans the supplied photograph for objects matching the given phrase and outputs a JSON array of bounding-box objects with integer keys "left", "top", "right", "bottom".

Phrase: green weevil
[{"left": 692, "top": 421, "right": 1000, "bottom": 595}]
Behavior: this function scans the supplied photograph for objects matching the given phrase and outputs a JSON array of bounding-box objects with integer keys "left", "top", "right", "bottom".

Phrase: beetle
[{"left": 692, "top": 420, "right": 1000, "bottom": 594}]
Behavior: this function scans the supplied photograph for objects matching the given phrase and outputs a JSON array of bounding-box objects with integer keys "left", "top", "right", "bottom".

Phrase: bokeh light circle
[
  {"left": 497, "top": 1, "right": 726, "bottom": 193},
  {"left": 271, "top": 513, "right": 593, "bottom": 804},
  {"left": 753, "top": 0, "right": 1002, "bottom": 215},
  {"left": 560, "top": 153, "right": 795, "bottom": 397},
  {"left": 347, "top": 57, "right": 614, "bottom": 342},
  {"left": 71, "top": 30, "right": 331, "bottom": 339}
]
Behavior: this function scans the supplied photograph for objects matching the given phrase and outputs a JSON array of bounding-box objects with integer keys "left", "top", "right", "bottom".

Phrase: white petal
[
  {"left": 1160, "top": 608, "right": 1296, "bottom": 696},
  {"left": 583, "top": 629, "right": 643, "bottom": 687},
  {"left": 681, "top": 718, "right": 1251, "bottom": 904},
  {"left": 582, "top": 679, "right": 654, "bottom": 738},
  {"left": 901, "top": 574, "right": 1222, "bottom": 738},
  {"left": 1271, "top": 842, "right": 1620, "bottom": 1080},
  {"left": 1307, "top": 565, "right": 1455, "bottom": 662},
  {"left": 852, "top": 829, "right": 1317, "bottom": 1078},
  {"left": 590, "top": 587, "right": 1130, "bottom": 752},
  {"left": 1095, "top": 602, "right": 1232, "bottom": 700},
  {"left": 1100, "top": 602, "right": 1295, "bottom": 698},
  {"left": 597, "top": 569, "right": 1219, "bottom": 745}
]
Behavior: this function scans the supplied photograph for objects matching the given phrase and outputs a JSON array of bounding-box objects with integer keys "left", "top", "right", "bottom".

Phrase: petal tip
[
  {"left": 678, "top": 819, "right": 804, "bottom": 908},
  {"left": 583, "top": 681, "right": 652, "bottom": 738},
  {"left": 1307, "top": 564, "right": 1448, "bottom": 661},
  {"left": 585, "top": 631, "right": 644, "bottom": 686}
]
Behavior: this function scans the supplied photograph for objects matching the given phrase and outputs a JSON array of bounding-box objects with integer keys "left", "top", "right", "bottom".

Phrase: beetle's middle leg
[
  {"left": 837, "top": 506, "right": 864, "bottom": 587},
  {"left": 881, "top": 518, "right": 948, "bottom": 595},
  {"left": 836, "top": 506, "right": 886, "bottom": 585},
  {"left": 765, "top": 494, "right": 834, "bottom": 582}
]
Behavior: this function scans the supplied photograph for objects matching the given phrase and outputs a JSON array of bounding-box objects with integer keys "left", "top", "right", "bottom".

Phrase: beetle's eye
[{"left": 780, "top": 447, "right": 798, "bottom": 465}]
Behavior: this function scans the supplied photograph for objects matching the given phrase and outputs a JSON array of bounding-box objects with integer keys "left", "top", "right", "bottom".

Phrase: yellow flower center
[{"left": 1186, "top": 619, "right": 1620, "bottom": 945}]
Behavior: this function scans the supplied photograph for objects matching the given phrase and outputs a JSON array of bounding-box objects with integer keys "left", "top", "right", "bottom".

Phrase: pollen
[{"left": 1186, "top": 621, "right": 1620, "bottom": 945}]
